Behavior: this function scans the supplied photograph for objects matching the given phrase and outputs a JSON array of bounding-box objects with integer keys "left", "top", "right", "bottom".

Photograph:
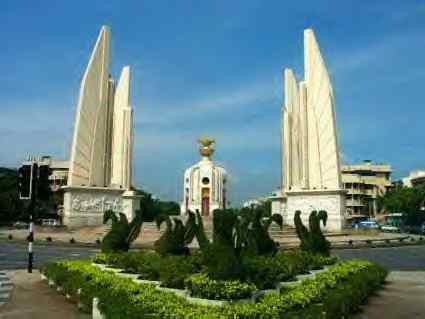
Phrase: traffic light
[
  {"left": 37, "top": 164, "right": 52, "bottom": 201},
  {"left": 18, "top": 164, "right": 32, "bottom": 199}
]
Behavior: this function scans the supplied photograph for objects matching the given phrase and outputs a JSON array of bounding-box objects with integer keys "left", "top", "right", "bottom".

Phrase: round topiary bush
[
  {"left": 8, "top": 234, "right": 13, "bottom": 240},
  {"left": 46, "top": 237, "right": 52, "bottom": 242},
  {"left": 70, "top": 238, "right": 75, "bottom": 244}
]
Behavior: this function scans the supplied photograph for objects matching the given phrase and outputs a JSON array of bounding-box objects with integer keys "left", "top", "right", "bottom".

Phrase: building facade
[
  {"left": 341, "top": 161, "right": 392, "bottom": 217},
  {"left": 22, "top": 156, "right": 69, "bottom": 192},
  {"left": 403, "top": 170, "right": 425, "bottom": 188},
  {"left": 181, "top": 138, "right": 228, "bottom": 216}
]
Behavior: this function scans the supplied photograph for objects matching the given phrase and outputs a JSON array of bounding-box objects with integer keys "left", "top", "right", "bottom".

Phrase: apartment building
[{"left": 341, "top": 161, "right": 392, "bottom": 217}]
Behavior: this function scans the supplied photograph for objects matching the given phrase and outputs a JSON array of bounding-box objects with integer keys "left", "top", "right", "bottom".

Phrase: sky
[{"left": 1, "top": 1, "right": 424, "bottom": 205}]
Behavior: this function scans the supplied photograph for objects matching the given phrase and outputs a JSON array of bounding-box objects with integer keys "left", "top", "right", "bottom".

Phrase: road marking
[{"left": 70, "top": 253, "right": 81, "bottom": 256}]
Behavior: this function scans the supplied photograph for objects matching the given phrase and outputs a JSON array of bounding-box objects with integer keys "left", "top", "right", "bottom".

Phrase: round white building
[{"left": 181, "top": 138, "right": 228, "bottom": 216}]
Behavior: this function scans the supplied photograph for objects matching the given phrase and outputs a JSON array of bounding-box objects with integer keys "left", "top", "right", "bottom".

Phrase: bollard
[{"left": 92, "top": 297, "right": 105, "bottom": 319}]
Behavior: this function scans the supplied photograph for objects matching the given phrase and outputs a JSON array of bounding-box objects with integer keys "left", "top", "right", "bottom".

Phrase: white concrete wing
[
  {"left": 111, "top": 66, "right": 133, "bottom": 189},
  {"left": 68, "top": 26, "right": 113, "bottom": 187},
  {"left": 304, "top": 29, "right": 342, "bottom": 190}
]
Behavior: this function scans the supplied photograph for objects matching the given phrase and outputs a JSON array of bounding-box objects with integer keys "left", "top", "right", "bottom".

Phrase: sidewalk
[
  {"left": 0, "top": 270, "right": 89, "bottom": 319},
  {"left": 354, "top": 271, "right": 425, "bottom": 319}
]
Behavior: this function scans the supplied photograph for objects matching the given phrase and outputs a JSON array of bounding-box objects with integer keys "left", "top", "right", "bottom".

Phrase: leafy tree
[
  {"left": 137, "top": 189, "right": 180, "bottom": 222},
  {"left": 378, "top": 185, "right": 425, "bottom": 225},
  {"left": 0, "top": 168, "right": 24, "bottom": 224},
  {"left": 101, "top": 209, "right": 143, "bottom": 253}
]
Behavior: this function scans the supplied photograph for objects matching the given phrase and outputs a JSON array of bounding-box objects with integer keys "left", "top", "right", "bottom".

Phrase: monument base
[
  {"left": 62, "top": 186, "right": 141, "bottom": 228},
  {"left": 270, "top": 189, "right": 346, "bottom": 231}
]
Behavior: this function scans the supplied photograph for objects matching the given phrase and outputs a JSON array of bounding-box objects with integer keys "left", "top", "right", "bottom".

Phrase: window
[{"left": 202, "top": 177, "right": 210, "bottom": 185}]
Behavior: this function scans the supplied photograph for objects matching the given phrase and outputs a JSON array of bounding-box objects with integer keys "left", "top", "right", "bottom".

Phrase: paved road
[
  {"left": 335, "top": 245, "right": 425, "bottom": 271},
  {"left": 1, "top": 241, "right": 425, "bottom": 270},
  {"left": 0, "top": 242, "right": 99, "bottom": 270}
]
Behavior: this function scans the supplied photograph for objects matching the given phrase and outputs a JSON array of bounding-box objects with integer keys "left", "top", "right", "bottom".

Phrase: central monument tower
[{"left": 181, "top": 138, "right": 228, "bottom": 216}]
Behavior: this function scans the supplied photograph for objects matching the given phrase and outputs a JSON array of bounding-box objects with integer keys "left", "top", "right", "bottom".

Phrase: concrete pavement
[
  {"left": 354, "top": 271, "right": 425, "bottom": 319},
  {"left": 0, "top": 270, "right": 89, "bottom": 319}
]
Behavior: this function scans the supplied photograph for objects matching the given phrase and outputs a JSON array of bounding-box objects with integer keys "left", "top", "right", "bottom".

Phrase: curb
[{"left": 2, "top": 235, "right": 424, "bottom": 251}]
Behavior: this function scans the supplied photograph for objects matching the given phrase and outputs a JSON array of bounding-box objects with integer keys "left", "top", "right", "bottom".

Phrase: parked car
[
  {"left": 380, "top": 224, "right": 400, "bottom": 233},
  {"left": 357, "top": 221, "right": 380, "bottom": 230},
  {"left": 41, "top": 219, "right": 61, "bottom": 227},
  {"left": 13, "top": 221, "right": 29, "bottom": 229}
]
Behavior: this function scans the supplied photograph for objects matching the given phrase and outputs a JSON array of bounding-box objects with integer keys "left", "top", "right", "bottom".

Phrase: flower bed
[{"left": 42, "top": 259, "right": 387, "bottom": 318}]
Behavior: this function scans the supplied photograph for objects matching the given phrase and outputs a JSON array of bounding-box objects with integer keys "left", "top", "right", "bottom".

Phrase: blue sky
[{"left": 1, "top": 1, "right": 424, "bottom": 205}]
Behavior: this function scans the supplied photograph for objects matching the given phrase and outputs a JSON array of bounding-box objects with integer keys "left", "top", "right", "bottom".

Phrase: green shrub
[
  {"left": 92, "top": 249, "right": 338, "bottom": 290},
  {"left": 243, "top": 255, "right": 293, "bottom": 289},
  {"left": 92, "top": 251, "right": 203, "bottom": 288},
  {"left": 101, "top": 210, "right": 143, "bottom": 253},
  {"left": 43, "top": 259, "right": 386, "bottom": 318},
  {"left": 185, "top": 273, "right": 256, "bottom": 300},
  {"left": 154, "top": 212, "right": 197, "bottom": 255},
  {"left": 221, "top": 260, "right": 387, "bottom": 318},
  {"left": 294, "top": 210, "right": 331, "bottom": 256}
]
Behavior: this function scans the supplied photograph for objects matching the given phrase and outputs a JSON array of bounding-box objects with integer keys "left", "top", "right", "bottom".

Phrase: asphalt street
[
  {"left": 0, "top": 241, "right": 424, "bottom": 270},
  {"left": 0, "top": 242, "right": 99, "bottom": 270}
]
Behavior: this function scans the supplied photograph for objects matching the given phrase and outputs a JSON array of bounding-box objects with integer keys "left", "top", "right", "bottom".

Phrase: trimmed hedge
[
  {"left": 93, "top": 251, "right": 203, "bottom": 289},
  {"left": 92, "top": 250, "right": 338, "bottom": 290},
  {"left": 185, "top": 273, "right": 256, "bottom": 300},
  {"left": 42, "top": 259, "right": 386, "bottom": 318}
]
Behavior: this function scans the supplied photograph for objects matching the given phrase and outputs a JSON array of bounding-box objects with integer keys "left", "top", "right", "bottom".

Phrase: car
[
  {"left": 380, "top": 224, "right": 400, "bottom": 233},
  {"left": 41, "top": 219, "right": 61, "bottom": 227},
  {"left": 13, "top": 221, "right": 29, "bottom": 229},
  {"left": 357, "top": 221, "right": 380, "bottom": 230}
]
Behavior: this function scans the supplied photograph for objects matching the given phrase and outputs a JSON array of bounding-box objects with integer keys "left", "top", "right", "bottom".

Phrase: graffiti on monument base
[{"left": 71, "top": 195, "right": 125, "bottom": 213}]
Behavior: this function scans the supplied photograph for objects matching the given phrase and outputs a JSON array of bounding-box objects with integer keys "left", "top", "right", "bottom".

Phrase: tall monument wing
[
  {"left": 304, "top": 29, "right": 342, "bottom": 190},
  {"left": 111, "top": 66, "right": 134, "bottom": 189},
  {"left": 274, "top": 28, "right": 346, "bottom": 231},
  {"left": 68, "top": 26, "right": 112, "bottom": 187}
]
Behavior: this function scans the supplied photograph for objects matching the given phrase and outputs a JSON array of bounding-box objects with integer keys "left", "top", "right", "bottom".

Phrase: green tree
[
  {"left": 137, "top": 189, "right": 180, "bottom": 222},
  {"left": 0, "top": 168, "right": 24, "bottom": 224},
  {"left": 378, "top": 185, "right": 425, "bottom": 225}
]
